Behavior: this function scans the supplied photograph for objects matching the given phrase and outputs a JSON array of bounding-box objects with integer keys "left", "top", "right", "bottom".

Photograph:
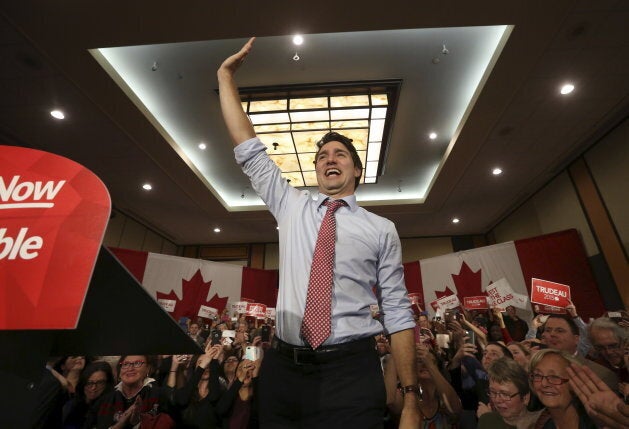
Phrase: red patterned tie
[{"left": 301, "top": 199, "right": 345, "bottom": 349}]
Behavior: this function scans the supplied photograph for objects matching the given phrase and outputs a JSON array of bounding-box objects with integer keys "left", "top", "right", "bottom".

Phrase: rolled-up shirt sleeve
[{"left": 377, "top": 222, "right": 415, "bottom": 335}]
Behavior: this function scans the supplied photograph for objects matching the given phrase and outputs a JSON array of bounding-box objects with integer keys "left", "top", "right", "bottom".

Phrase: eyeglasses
[
  {"left": 85, "top": 380, "right": 107, "bottom": 389},
  {"left": 530, "top": 372, "right": 569, "bottom": 385},
  {"left": 119, "top": 360, "right": 146, "bottom": 370},
  {"left": 593, "top": 343, "right": 621, "bottom": 352},
  {"left": 488, "top": 390, "right": 520, "bottom": 401}
]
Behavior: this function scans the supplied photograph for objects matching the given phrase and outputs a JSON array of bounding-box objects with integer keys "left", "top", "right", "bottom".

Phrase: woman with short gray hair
[{"left": 478, "top": 357, "right": 542, "bottom": 429}]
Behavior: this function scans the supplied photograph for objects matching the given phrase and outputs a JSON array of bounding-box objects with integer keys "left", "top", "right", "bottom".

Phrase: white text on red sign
[{"left": 0, "top": 176, "right": 66, "bottom": 209}]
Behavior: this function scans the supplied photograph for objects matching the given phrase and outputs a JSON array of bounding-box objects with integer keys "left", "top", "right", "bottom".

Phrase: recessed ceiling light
[
  {"left": 213, "top": 227, "right": 221, "bottom": 233},
  {"left": 560, "top": 83, "right": 575, "bottom": 95},
  {"left": 50, "top": 110, "right": 65, "bottom": 120},
  {"left": 276, "top": 226, "right": 279, "bottom": 230},
  {"left": 293, "top": 35, "right": 304, "bottom": 46},
  {"left": 198, "top": 142, "right": 207, "bottom": 150},
  {"left": 429, "top": 132, "right": 437, "bottom": 140},
  {"left": 492, "top": 167, "right": 503, "bottom": 176},
  {"left": 452, "top": 217, "right": 460, "bottom": 224},
  {"left": 142, "top": 183, "right": 152, "bottom": 191}
]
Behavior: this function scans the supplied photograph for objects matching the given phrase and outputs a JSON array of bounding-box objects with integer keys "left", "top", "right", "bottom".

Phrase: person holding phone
[{"left": 217, "top": 38, "right": 419, "bottom": 428}]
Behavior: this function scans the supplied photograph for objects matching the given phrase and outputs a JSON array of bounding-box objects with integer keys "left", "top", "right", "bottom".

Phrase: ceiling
[{"left": 1, "top": 1, "right": 628, "bottom": 246}]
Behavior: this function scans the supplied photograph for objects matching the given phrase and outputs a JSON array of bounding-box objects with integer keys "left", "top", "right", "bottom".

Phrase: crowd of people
[{"left": 37, "top": 303, "right": 628, "bottom": 429}]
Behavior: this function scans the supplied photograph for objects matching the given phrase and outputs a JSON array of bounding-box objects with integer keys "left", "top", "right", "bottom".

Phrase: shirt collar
[{"left": 316, "top": 193, "right": 357, "bottom": 212}]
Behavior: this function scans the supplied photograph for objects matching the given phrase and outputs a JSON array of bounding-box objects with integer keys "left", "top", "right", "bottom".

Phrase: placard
[
  {"left": 158, "top": 299, "right": 176, "bottom": 313},
  {"left": 531, "top": 278, "right": 571, "bottom": 308},
  {"left": 232, "top": 301, "right": 248, "bottom": 314},
  {"left": 436, "top": 294, "right": 461, "bottom": 310},
  {"left": 533, "top": 304, "right": 567, "bottom": 314},
  {"left": 0, "top": 146, "right": 111, "bottom": 329},
  {"left": 463, "top": 296, "right": 490, "bottom": 310},
  {"left": 198, "top": 305, "right": 218, "bottom": 319},
  {"left": 265, "top": 307, "right": 276, "bottom": 320},
  {"left": 486, "top": 278, "right": 528, "bottom": 310},
  {"left": 246, "top": 302, "right": 267, "bottom": 319}
]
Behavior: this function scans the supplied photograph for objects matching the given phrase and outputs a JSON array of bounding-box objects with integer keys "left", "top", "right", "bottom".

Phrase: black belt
[{"left": 271, "top": 336, "right": 375, "bottom": 365}]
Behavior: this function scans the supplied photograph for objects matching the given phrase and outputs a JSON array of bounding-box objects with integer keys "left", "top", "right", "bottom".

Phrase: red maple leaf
[
  {"left": 451, "top": 261, "right": 484, "bottom": 298},
  {"left": 156, "top": 269, "right": 229, "bottom": 321},
  {"left": 431, "top": 262, "right": 485, "bottom": 310}
]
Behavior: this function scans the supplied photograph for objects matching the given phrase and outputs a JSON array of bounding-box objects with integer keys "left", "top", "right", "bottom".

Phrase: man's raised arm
[{"left": 217, "top": 37, "right": 256, "bottom": 146}]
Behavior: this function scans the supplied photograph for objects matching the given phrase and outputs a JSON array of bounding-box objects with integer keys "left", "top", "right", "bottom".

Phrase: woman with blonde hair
[{"left": 528, "top": 349, "right": 596, "bottom": 429}]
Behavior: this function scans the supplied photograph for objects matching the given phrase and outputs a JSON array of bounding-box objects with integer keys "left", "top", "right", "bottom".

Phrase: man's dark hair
[
  {"left": 545, "top": 314, "right": 579, "bottom": 335},
  {"left": 315, "top": 131, "right": 363, "bottom": 190},
  {"left": 487, "top": 341, "right": 514, "bottom": 360}
]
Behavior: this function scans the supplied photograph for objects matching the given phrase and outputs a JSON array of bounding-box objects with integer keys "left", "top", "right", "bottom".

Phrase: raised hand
[{"left": 218, "top": 37, "right": 256, "bottom": 78}]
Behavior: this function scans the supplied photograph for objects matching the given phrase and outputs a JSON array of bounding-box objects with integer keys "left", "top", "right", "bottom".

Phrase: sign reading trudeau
[
  {"left": 246, "top": 302, "right": 267, "bottom": 319},
  {"left": 463, "top": 296, "right": 489, "bottom": 310},
  {"left": 0, "top": 146, "right": 111, "bottom": 329},
  {"left": 531, "top": 278, "right": 571, "bottom": 308}
]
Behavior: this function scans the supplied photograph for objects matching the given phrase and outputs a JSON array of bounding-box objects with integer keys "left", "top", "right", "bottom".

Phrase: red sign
[
  {"left": 0, "top": 146, "right": 110, "bottom": 329},
  {"left": 246, "top": 302, "right": 267, "bottom": 319},
  {"left": 530, "top": 278, "right": 571, "bottom": 308},
  {"left": 463, "top": 296, "right": 489, "bottom": 310}
]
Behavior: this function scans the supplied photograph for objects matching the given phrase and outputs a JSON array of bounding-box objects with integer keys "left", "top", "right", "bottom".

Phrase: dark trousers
[{"left": 258, "top": 341, "right": 385, "bottom": 429}]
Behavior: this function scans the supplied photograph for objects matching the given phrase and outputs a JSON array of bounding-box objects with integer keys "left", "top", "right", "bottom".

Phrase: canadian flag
[
  {"left": 403, "top": 229, "right": 605, "bottom": 319},
  {"left": 110, "top": 248, "right": 278, "bottom": 321}
]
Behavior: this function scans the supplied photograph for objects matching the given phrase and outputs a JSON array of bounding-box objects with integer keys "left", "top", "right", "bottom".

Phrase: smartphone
[
  {"left": 464, "top": 330, "right": 475, "bottom": 345},
  {"left": 244, "top": 345, "right": 260, "bottom": 361},
  {"left": 210, "top": 329, "right": 222, "bottom": 345},
  {"left": 260, "top": 325, "right": 271, "bottom": 343}
]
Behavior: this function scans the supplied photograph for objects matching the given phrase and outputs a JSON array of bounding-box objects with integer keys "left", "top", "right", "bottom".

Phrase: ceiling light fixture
[
  {"left": 213, "top": 227, "right": 221, "bottom": 233},
  {"left": 50, "top": 110, "right": 65, "bottom": 120},
  {"left": 452, "top": 217, "right": 460, "bottom": 224},
  {"left": 198, "top": 142, "right": 207, "bottom": 150},
  {"left": 293, "top": 35, "right": 304, "bottom": 46},
  {"left": 238, "top": 80, "right": 401, "bottom": 187},
  {"left": 492, "top": 167, "right": 503, "bottom": 176},
  {"left": 560, "top": 83, "right": 575, "bottom": 95},
  {"left": 429, "top": 132, "right": 437, "bottom": 140},
  {"left": 142, "top": 183, "right": 152, "bottom": 191}
]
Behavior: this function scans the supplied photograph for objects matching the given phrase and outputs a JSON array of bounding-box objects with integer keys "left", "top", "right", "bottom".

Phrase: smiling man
[{"left": 217, "top": 38, "right": 419, "bottom": 428}]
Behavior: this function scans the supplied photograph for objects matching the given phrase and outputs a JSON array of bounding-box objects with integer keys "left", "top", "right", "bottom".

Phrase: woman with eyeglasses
[
  {"left": 478, "top": 358, "right": 542, "bottom": 429},
  {"left": 61, "top": 361, "right": 114, "bottom": 429},
  {"left": 528, "top": 349, "right": 596, "bottom": 429},
  {"left": 84, "top": 355, "right": 175, "bottom": 429}
]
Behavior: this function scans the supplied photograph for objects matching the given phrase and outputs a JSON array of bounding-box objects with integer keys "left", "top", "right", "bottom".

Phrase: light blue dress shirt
[{"left": 235, "top": 137, "right": 415, "bottom": 346}]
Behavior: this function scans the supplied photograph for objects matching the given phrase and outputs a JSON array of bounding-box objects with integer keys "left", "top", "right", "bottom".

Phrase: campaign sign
[
  {"left": 533, "top": 304, "right": 567, "bottom": 315},
  {"left": 463, "top": 296, "right": 489, "bottom": 310},
  {"left": 0, "top": 146, "right": 110, "bottom": 329},
  {"left": 486, "top": 278, "right": 528, "bottom": 310},
  {"left": 198, "top": 305, "right": 218, "bottom": 319},
  {"left": 232, "top": 301, "right": 248, "bottom": 314},
  {"left": 246, "top": 302, "right": 267, "bottom": 319},
  {"left": 436, "top": 294, "right": 461, "bottom": 310},
  {"left": 158, "top": 299, "right": 176, "bottom": 313},
  {"left": 265, "top": 307, "right": 276, "bottom": 320},
  {"left": 531, "top": 278, "right": 571, "bottom": 308}
]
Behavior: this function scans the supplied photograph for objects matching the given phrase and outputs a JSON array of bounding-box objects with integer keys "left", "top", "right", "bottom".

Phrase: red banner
[
  {"left": 0, "top": 146, "right": 110, "bottom": 329},
  {"left": 463, "top": 296, "right": 490, "bottom": 310},
  {"left": 530, "top": 278, "right": 571, "bottom": 308}
]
